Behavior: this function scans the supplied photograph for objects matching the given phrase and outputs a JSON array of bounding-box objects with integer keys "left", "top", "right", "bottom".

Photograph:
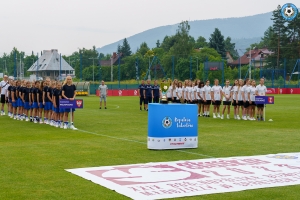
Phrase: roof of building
[
  {"left": 27, "top": 49, "right": 74, "bottom": 72},
  {"left": 230, "top": 48, "right": 273, "bottom": 65},
  {"left": 100, "top": 52, "right": 123, "bottom": 66}
]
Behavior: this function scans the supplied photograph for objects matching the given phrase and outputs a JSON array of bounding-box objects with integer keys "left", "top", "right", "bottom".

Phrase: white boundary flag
[{"left": 66, "top": 153, "right": 300, "bottom": 200}]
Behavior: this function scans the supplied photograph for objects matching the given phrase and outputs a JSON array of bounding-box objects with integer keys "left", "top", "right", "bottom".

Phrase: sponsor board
[
  {"left": 255, "top": 96, "right": 274, "bottom": 104},
  {"left": 148, "top": 104, "right": 198, "bottom": 150},
  {"left": 66, "top": 152, "right": 300, "bottom": 200},
  {"left": 59, "top": 99, "right": 84, "bottom": 109}
]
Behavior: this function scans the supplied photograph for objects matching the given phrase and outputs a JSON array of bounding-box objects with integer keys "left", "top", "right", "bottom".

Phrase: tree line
[{"left": 0, "top": 5, "right": 299, "bottom": 82}]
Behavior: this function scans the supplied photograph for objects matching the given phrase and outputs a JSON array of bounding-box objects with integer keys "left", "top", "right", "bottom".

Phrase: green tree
[
  {"left": 137, "top": 42, "right": 149, "bottom": 56},
  {"left": 209, "top": 28, "right": 226, "bottom": 57},
  {"left": 224, "top": 36, "right": 239, "bottom": 59},
  {"left": 160, "top": 35, "right": 177, "bottom": 52},
  {"left": 172, "top": 21, "right": 193, "bottom": 56},
  {"left": 156, "top": 40, "right": 160, "bottom": 48},
  {"left": 120, "top": 38, "right": 132, "bottom": 57},
  {"left": 195, "top": 36, "right": 208, "bottom": 49}
]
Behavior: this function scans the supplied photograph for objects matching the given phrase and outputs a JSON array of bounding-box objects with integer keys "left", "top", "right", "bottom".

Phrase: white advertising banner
[{"left": 66, "top": 152, "right": 300, "bottom": 200}]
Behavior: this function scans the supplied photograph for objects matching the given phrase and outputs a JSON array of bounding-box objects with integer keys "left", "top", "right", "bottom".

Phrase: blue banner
[
  {"left": 59, "top": 99, "right": 84, "bottom": 109},
  {"left": 148, "top": 103, "right": 198, "bottom": 150},
  {"left": 255, "top": 96, "right": 274, "bottom": 104}
]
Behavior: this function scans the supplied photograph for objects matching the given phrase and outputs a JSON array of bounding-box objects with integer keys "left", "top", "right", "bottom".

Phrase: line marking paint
[{"left": 78, "top": 129, "right": 214, "bottom": 158}]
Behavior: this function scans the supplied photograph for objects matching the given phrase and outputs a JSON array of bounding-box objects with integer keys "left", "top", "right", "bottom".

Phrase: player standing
[
  {"left": 248, "top": 80, "right": 257, "bottom": 121},
  {"left": 203, "top": 80, "right": 212, "bottom": 117},
  {"left": 138, "top": 80, "right": 146, "bottom": 110},
  {"left": 0, "top": 75, "right": 9, "bottom": 115},
  {"left": 255, "top": 78, "right": 267, "bottom": 121},
  {"left": 98, "top": 80, "right": 108, "bottom": 109},
  {"left": 62, "top": 76, "right": 77, "bottom": 130},
  {"left": 221, "top": 80, "right": 232, "bottom": 119},
  {"left": 211, "top": 79, "right": 222, "bottom": 118},
  {"left": 144, "top": 79, "right": 152, "bottom": 111},
  {"left": 152, "top": 80, "right": 160, "bottom": 103}
]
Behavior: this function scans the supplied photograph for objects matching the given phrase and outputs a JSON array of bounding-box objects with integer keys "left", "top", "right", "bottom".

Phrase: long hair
[
  {"left": 199, "top": 81, "right": 204, "bottom": 88},
  {"left": 40, "top": 80, "right": 45, "bottom": 91}
]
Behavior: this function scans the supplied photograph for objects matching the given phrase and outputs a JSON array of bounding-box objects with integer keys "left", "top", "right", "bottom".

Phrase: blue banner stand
[{"left": 147, "top": 103, "right": 198, "bottom": 150}]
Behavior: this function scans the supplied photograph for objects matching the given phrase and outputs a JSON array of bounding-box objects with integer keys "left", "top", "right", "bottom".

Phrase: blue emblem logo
[
  {"left": 281, "top": 3, "right": 298, "bottom": 21},
  {"left": 162, "top": 117, "right": 172, "bottom": 129}
]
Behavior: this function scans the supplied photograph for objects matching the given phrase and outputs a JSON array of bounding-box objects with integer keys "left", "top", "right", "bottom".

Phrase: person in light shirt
[
  {"left": 231, "top": 79, "right": 239, "bottom": 120},
  {"left": 166, "top": 80, "right": 172, "bottom": 103},
  {"left": 211, "top": 79, "right": 222, "bottom": 118},
  {"left": 188, "top": 82, "right": 196, "bottom": 104},
  {"left": 171, "top": 80, "right": 178, "bottom": 103},
  {"left": 0, "top": 75, "right": 9, "bottom": 115},
  {"left": 248, "top": 80, "right": 257, "bottom": 121},
  {"left": 221, "top": 80, "right": 232, "bottom": 119},
  {"left": 255, "top": 78, "right": 267, "bottom": 121},
  {"left": 197, "top": 81, "right": 204, "bottom": 117},
  {"left": 241, "top": 79, "right": 251, "bottom": 120},
  {"left": 194, "top": 80, "right": 200, "bottom": 105},
  {"left": 235, "top": 79, "right": 244, "bottom": 120},
  {"left": 176, "top": 81, "right": 183, "bottom": 103},
  {"left": 202, "top": 80, "right": 212, "bottom": 117}
]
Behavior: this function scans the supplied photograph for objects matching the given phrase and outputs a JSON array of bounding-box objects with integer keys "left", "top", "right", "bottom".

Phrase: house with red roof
[{"left": 229, "top": 48, "right": 273, "bottom": 67}]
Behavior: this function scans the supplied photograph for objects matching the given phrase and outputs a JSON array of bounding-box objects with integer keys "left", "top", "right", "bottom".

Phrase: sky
[{"left": 0, "top": 0, "right": 296, "bottom": 56}]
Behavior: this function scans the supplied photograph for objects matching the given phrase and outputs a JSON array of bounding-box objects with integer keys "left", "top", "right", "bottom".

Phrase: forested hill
[{"left": 97, "top": 11, "right": 273, "bottom": 54}]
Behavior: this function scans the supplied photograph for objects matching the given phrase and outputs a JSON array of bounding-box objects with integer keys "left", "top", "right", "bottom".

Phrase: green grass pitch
[{"left": 0, "top": 95, "right": 299, "bottom": 200}]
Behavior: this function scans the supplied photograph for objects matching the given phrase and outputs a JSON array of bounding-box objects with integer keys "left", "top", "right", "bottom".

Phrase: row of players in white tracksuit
[{"left": 163, "top": 78, "right": 267, "bottom": 121}]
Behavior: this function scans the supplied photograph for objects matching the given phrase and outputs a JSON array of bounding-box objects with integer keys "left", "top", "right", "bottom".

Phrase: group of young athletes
[
  {"left": 138, "top": 78, "right": 267, "bottom": 121},
  {"left": 0, "top": 75, "right": 78, "bottom": 129}
]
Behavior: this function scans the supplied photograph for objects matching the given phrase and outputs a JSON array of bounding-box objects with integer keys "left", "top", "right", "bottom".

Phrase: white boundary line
[{"left": 78, "top": 129, "right": 214, "bottom": 158}]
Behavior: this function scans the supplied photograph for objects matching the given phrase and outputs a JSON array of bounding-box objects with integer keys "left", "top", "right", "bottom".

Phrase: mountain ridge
[{"left": 97, "top": 11, "right": 274, "bottom": 55}]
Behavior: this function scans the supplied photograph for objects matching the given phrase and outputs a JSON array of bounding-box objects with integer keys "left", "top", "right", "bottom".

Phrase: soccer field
[{"left": 0, "top": 95, "right": 300, "bottom": 200}]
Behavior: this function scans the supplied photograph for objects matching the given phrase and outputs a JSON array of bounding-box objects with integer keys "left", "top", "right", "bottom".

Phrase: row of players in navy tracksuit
[
  {"left": 137, "top": 79, "right": 161, "bottom": 111},
  {"left": 3, "top": 77, "right": 77, "bottom": 129}
]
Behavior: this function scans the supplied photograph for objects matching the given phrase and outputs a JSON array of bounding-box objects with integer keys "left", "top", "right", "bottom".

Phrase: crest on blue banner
[{"left": 162, "top": 117, "right": 172, "bottom": 129}]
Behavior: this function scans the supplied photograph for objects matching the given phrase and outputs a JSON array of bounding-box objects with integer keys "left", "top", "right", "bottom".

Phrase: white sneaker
[
  {"left": 247, "top": 116, "right": 251, "bottom": 120},
  {"left": 213, "top": 114, "right": 217, "bottom": 119},
  {"left": 199, "top": 114, "right": 202, "bottom": 117},
  {"left": 243, "top": 116, "right": 247, "bottom": 120},
  {"left": 39, "top": 120, "right": 43, "bottom": 124},
  {"left": 55, "top": 123, "right": 59, "bottom": 128},
  {"left": 221, "top": 115, "right": 224, "bottom": 119},
  {"left": 217, "top": 114, "right": 221, "bottom": 118},
  {"left": 227, "top": 114, "right": 230, "bottom": 119},
  {"left": 70, "top": 125, "right": 78, "bottom": 130},
  {"left": 10, "top": 114, "right": 13, "bottom": 118},
  {"left": 34, "top": 119, "right": 37, "bottom": 124},
  {"left": 25, "top": 117, "right": 29, "bottom": 122},
  {"left": 2, "top": 112, "right": 5, "bottom": 116},
  {"left": 63, "top": 124, "right": 68, "bottom": 129},
  {"left": 60, "top": 123, "right": 64, "bottom": 129},
  {"left": 237, "top": 115, "right": 241, "bottom": 120},
  {"left": 13, "top": 116, "right": 16, "bottom": 120}
]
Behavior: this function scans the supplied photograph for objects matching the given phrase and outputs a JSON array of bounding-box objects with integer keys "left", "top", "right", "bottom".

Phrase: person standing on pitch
[
  {"left": 0, "top": 75, "right": 9, "bottom": 115},
  {"left": 98, "top": 80, "right": 108, "bottom": 109},
  {"left": 255, "top": 78, "right": 267, "bottom": 121},
  {"left": 144, "top": 79, "right": 152, "bottom": 111},
  {"left": 138, "top": 80, "right": 146, "bottom": 111},
  {"left": 152, "top": 80, "right": 160, "bottom": 103},
  {"left": 62, "top": 76, "right": 77, "bottom": 130}
]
